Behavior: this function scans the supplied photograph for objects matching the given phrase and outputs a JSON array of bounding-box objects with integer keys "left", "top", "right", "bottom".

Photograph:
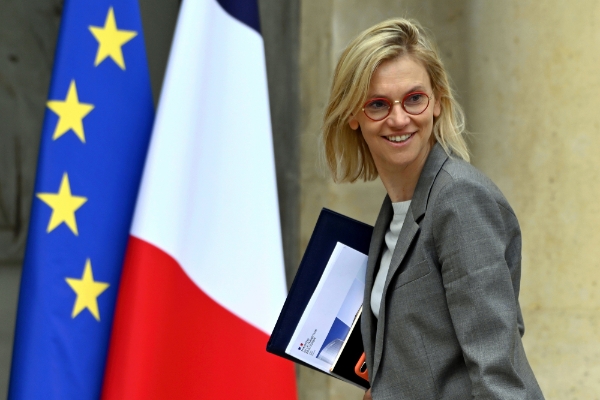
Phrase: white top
[{"left": 371, "top": 200, "right": 411, "bottom": 319}]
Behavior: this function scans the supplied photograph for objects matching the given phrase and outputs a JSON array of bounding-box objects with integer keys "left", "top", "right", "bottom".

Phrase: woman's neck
[
  {"left": 376, "top": 144, "right": 432, "bottom": 202},
  {"left": 379, "top": 171, "right": 420, "bottom": 202}
]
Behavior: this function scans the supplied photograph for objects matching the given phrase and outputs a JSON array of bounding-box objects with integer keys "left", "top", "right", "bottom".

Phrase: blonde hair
[{"left": 322, "top": 18, "right": 469, "bottom": 182}]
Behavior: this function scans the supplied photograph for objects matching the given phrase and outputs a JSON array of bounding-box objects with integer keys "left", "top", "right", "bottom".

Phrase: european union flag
[{"left": 9, "top": 0, "right": 154, "bottom": 398}]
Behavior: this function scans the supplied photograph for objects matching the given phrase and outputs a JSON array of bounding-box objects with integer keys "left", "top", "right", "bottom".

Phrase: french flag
[{"left": 101, "top": 0, "right": 297, "bottom": 398}]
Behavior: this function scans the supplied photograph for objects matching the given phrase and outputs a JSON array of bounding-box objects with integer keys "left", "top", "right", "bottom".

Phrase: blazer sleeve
[{"left": 432, "top": 178, "right": 527, "bottom": 399}]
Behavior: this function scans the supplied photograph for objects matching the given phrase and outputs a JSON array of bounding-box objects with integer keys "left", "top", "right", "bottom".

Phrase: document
[
  {"left": 285, "top": 242, "right": 368, "bottom": 372},
  {"left": 267, "top": 208, "right": 373, "bottom": 388}
]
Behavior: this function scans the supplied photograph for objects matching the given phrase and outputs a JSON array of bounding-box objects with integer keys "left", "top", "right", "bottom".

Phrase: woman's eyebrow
[
  {"left": 367, "top": 85, "right": 428, "bottom": 99},
  {"left": 366, "top": 93, "right": 389, "bottom": 99},
  {"left": 406, "top": 85, "right": 426, "bottom": 93}
]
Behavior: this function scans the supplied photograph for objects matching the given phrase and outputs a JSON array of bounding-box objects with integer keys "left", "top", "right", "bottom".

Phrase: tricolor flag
[
  {"left": 9, "top": 0, "right": 154, "bottom": 398},
  {"left": 101, "top": 0, "right": 297, "bottom": 398}
]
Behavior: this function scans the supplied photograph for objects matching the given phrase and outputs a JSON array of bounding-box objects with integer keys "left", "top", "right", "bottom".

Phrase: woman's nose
[{"left": 386, "top": 102, "right": 410, "bottom": 127}]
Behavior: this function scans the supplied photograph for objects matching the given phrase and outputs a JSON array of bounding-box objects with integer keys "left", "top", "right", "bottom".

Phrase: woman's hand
[{"left": 363, "top": 388, "right": 372, "bottom": 400}]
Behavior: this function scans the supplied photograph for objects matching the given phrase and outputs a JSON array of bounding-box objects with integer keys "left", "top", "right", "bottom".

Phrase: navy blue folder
[{"left": 267, "top": 208, "right": 373, "bottom": 388}]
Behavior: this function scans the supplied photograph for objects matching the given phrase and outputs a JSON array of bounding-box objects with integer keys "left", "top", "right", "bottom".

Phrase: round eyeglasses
[{"left": 361, "top": 91, "right": 431, "bottom": 121}]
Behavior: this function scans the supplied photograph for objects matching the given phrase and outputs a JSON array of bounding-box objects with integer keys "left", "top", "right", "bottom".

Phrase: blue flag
[{"left": 9, "top": 0, "right": 154, "bottom": 398}]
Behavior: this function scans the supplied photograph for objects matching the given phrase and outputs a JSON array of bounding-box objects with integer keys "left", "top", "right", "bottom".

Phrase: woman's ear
[
  {"left": 348, "top": 114, "right": 360, "bottom": 130},
  {"left": 433, "top": 98, "right": 441, "bottom": 118}
]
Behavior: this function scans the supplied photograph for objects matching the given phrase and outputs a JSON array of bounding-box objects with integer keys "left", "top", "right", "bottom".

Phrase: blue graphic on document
[{"left": 315, "top": 275, "right": 363, "bottom": 364}]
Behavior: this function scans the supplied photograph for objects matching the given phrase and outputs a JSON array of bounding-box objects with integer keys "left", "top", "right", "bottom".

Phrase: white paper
[{"left": 285, "top": 242, "right": 368, "bottom": 372}]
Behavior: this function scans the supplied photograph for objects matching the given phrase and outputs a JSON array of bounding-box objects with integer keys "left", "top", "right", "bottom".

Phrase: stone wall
[{"left": 466, "top": 2, "right": 600, "bottom": 398}]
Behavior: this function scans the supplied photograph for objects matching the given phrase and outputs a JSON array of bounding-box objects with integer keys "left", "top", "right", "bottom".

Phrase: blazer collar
[{"left": 409, "top": 142, "right": 450, "bottom": 222}]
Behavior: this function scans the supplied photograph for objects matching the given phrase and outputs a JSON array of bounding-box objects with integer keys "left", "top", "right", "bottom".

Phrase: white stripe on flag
[{"left": 131, "top": 0, "right": 286, "bottom": 335}]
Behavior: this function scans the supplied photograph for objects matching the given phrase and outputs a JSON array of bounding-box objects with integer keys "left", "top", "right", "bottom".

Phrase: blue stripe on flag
[
  {"left": 216, "top": 0, "right": 261, "bottom": 34},
  {"left": 8, "top": 0, "right": 154, "bottom": 398}
]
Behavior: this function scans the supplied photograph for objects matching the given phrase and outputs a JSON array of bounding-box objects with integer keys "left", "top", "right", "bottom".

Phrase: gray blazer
[{"left": 361, "top": 144, "right": 544, "bottom": 399}]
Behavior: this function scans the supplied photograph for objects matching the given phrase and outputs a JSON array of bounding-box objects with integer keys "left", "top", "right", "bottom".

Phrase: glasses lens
[
  {"left": 363, "top": 99, "right": 391, "bottom": 121},
  {"left": 402, "top": 93, "right": 429, "bottom": 115}
]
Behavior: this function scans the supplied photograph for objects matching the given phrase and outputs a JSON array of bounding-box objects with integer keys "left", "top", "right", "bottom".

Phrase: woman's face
[{"left": 348, "top": 56, "right": 440, "bottom": 177}]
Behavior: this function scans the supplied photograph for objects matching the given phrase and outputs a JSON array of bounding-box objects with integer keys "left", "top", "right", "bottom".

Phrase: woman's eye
[
  {"left": 405, "top": 94, "right": 424, "bottom": 104},
  {"left": 366, "top": 100, "right": 388, "bottom": 109}
]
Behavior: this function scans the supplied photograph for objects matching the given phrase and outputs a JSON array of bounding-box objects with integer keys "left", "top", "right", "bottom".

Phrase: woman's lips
[{"left": 385, "top": 132, "right": 415, "bottom": 143}]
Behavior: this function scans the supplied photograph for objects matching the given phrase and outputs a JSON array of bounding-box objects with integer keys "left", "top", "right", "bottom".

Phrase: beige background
[
  {"left": 1, "top": 0, "right": 599, "bottom": 398},
  {"left": 299, "top": 0, "right": 600, "bottom": 399}
]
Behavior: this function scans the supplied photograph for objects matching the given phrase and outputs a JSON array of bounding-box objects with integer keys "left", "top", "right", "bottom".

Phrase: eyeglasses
[{"left": 361, "top": 91, "right": 431, "bottom": 121}]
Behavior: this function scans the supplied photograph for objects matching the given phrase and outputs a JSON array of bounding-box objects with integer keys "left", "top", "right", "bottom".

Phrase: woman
[{"left": 322, "top": 19, "right": 544, "bottom": 399}]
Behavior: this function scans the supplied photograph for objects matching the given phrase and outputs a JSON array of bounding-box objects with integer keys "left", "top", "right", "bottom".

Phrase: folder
[{"left": 267, "top": 208, "right": 373, "bottom": 389}]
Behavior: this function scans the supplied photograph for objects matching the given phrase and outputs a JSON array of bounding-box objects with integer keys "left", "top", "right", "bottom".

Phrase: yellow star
[
  {"left": 36, "top": 173, "right": 87, "bottom": 235},
  {"left": 46, "top": 80, "right": 94, "bottom": 143},
  {"left": 65, "top": 259, "right": 110, "bottom": 321},
  {"left": 89, "top": 7, "right": 137, "bottom": 70}
]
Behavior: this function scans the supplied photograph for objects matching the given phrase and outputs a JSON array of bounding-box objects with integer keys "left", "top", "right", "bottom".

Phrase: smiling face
[{"left": 348, "top": 55, "right": 440, "bottom": 181}]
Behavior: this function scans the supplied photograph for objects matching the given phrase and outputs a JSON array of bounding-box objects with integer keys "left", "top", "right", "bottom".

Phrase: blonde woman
[{"left": 322, "top": 19, "right": 544, "bottom": 400}]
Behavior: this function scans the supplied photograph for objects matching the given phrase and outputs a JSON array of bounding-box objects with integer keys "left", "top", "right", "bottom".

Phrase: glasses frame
[{"left": 361, "top": 91, "right": 431, "bottom": 121}]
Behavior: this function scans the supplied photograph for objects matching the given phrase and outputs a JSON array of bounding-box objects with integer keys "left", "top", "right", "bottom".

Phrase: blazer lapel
[
  {"left": 365, "top": 196, "right": 393, "bottom": 292},
  {"left": 369, "top": 143, "right": 450, "bottom": 382},
  {"left": 408, "top": 143, "right": 449, "bottom": 220},
  {"left": 362, "top": 196, "right": 393, "bottom": 376},
  {"left": 371, "top": 211, "right": 420, "bottom": 380}
]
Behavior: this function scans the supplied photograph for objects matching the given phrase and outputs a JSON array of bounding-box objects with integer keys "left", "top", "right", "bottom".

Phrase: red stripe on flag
[{"left": 102, "top": 236, "right": 297, "bottom": 399}]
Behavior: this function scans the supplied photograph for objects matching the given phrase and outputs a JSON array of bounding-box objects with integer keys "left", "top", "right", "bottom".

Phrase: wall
[{"left": 466, "top": 2, "right": 600, "bottom": 398}]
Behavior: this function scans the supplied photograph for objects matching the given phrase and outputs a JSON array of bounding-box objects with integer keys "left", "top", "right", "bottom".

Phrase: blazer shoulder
[{"left": 435, "top": 156, "right": 516, "bottom": 217}]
